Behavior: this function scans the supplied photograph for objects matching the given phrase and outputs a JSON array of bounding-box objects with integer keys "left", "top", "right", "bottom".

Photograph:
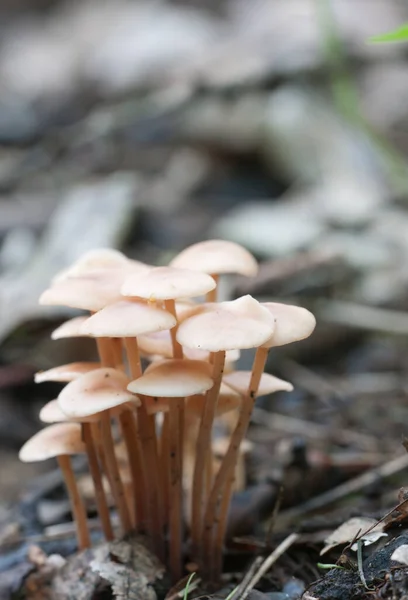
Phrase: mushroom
[
  {"left": 203, "top": 302, "right": 315, "bottom": 580},
  {"left": 58, "top": 368, "right": 139, "bottom": 536},
  {"left": 128, "top": 358, "right": 213, "bottom": 583},
  {"left": 121, "top": 266, "right": 216, "bottom": 358},
  {"left": 39, "top": 399, "right": 113, "bottom": 541},
  {"left": 176, "top": 295, "right": 275, "bottom": 561},
  {"left": 170, "top": 240, "right": 258, "bottom": 301},
  {"left": 81, "top": 300, "right": 177, "bottom": 558},
  {"left": 19, "top": 423, "right": 90, "bottom": 549},
  {"left": 35, "top": 362, "right": 101, "bottom": 384}
]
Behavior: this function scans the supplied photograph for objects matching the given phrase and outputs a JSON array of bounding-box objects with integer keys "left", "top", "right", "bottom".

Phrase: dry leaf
[
  {"left": 321, "top": 517, "right": 386, "bottom": 555},
  {"left": 391, "top": 544, "right": 408, "bottom": 565},
  {"left": 91, "top": 561, "right": 156, "bottom": 600}
]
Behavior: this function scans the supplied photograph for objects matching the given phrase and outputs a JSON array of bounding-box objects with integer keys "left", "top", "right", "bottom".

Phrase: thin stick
[
  {"left": 57, "top": 454, "right": 90, "bottom": 550},
  {"left": 168, "top": 397, "right": 184, "bottom": 583},
  {"left": 164, "top": 299, "right": 183, "bottom": 359},
  {"left": 202, "top": 347, "right": 269, "bottom": 580},
  {"left": 125, "top": 336, "right": 164, "bottom": 560},
  {"left": 242, "top": 533, "right": 299, "bottom": 595},
  {"left": 191, "top": 350, "right": 225, "bottom": 562},
  {"left": 82, "top": 422, "right": 113, "bottom": 541},
  {"left": 118, "top": 408, "right": 148, "bottom": 532},
  {"left": 100, "top": 412, "right": 132, "bottom": 534}
]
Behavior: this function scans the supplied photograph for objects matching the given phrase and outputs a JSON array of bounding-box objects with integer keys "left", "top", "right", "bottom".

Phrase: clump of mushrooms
[{"left": 20, "top": 242, "right": 316, "bottom": 584}]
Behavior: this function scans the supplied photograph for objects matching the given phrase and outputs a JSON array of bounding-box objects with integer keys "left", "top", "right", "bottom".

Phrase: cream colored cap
[
  {"left": 186, "top": 383, "right": 241, "bottom": 416},
  {"left": 19, "top": 423, "right": 85, "bottom": 462},
  {"left": 40, "top": 270, "right": 125, "bottom": 312},
  {"left": 121, "top": 266, "right": 216, "bottom": 300},
  {"left": 128, "top": 359, "right": 213, "bottom": 397},
  {"left": 177, "top": 295, "right": 275, "bottom": 352},
  {"left": 170, "top": 240, "right": 258, "bottom": 276},
  {"left": 51, "top": 317, "right": 89, "bottom": 340},
  {"left": 223, "top": 371, "right": 293, "bottom": 396},
  {"left": 58, "top": 368, "right": 138, "bottom": 418},
  {"left": 262, "top": 302, "right": 316, "bottom": 348},
  {"left": 81, "top": 300, "right": 176, "bottom": 338},
  {"left": 35, "top": 362, "right": 100, "bottom": 384}
]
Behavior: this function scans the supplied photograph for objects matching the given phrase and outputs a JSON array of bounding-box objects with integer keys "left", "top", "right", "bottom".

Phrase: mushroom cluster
[{"left": 19, "top": 241, "right": 316, "bottom": 583}]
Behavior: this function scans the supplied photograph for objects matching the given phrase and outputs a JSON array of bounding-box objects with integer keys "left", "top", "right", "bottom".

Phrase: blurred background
[{"left": 2, "top": 0, "right": 408, "bottom": 510}]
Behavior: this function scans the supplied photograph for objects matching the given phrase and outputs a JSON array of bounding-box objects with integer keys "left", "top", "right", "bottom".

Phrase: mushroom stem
[
  {"left": 111, "top": 338, "right": 124, "bottom": 369},
  {"left": 202, "top": 346, "right": 269, "bottom": 581},
  {"left": 160, "top": 413, "right": 170, "bottom": 530},
  {"left": 100, "top": 412, "right": 133, "bottom": 535},
  {"left": 164, "top": 299, "right": 183, "bottom": 359},
  {"left": 82, "top": 422, "right": 113, "bottom": 541},
  {"left": 191, "top": 350, "right": 225, "bottom": 562},
  {"left": 96, "top": 337, "right": 113, "bottom": 367},
  {"left": 210, "top": 477, "right": 233, "bottom": 582},
  {"left": 125, "top": 337, "right": 164, "bottom": 560},
  {"left": 118, "top": 408, "right": 148, "bottom": 532},
  {"left": 57, "top": 454, "right": 91, "bottom": 550},
  {"left": 206, "top": 274, "right": 219, "bottom": 302},
  {"left": 168, "top": 397, "right": 184, "bottom": 583}
]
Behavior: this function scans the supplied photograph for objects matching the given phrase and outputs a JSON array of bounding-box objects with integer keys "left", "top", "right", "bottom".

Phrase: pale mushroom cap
[
  {"left": 59, "top": 249, "right": 130, "bottom": 280},
  {"left": 121, "top": 266, "right": 216, "bottom": 300},
  {"left": 51, "top": 317, "right": 89, "bottom": 340},
  {"left": 81, "top": 300, "right": 176, "bottom": 337},
  {"left": 262, "top": 302, "right": 316, "bottom": 348},
  {"left": 186, "top": 383, "right": 241, "bottom": 416},
  {"left": 19, "top": 422, "right": 85, "bottom": 462},
  {"left": 212, "top": 437, "right": 253, "bottom": 457},
  {"left": 58, "top": 368, "right": 139, "bottom": 418},
  {"left": 170, "top": 239, "right": 258, "bottom": 277},
  {"left": 176, "top": 295, "right": 275, "bottom": 351},
  {"left": 128, "top": 359, "right": 213, "bottom": 397},
  {"left": 138, "top": 330, "right": 240, "bottom": 363},
  {"left": 35, "top": 362, "right": 101, "bottom": 384},
  {"left": 223, "top": 371, "right": 293, "bottom": 396},
  {"left": 39, "top": 399, "right": 101, "bottom": 423},
  {"left": 40, "top": 270, "right": 125, "bottom": 312}
]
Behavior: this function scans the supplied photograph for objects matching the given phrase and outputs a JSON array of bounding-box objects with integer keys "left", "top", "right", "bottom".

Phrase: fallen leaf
[
  {"left": 91, "top": 560, "right": 156, "bottom": 600},
  {"left": 321, "top": 517, "right": 386, "bottom": 555}
]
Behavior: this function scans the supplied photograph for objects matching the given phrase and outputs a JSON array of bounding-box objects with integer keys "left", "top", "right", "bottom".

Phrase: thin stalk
[
  {"left": 100, "top": 412, "right": 132, "bottom": 534},
  {"left": 160, "top": 412, "right": 170, "bottom": 529},
  {"left": 125, "top": 336, "right": 165, "bottom": 560},
  {"left": 206, "top": 274, "right": 219, "bottom": 303},
  {"left": 164, "top": 299, "right": 183, "bottom": 358},
  {"left": 168, "top": 397, "right": 184, "bottom": 583},
  {"left": 82, "top": 422, "right": 113, "bottom": 541},
  {"left": 119, "top": 408, "right": 148, "bottom": 532},
  {"left": 96, "top": 337, "right": 113, "bottom": 366},
  {"left": 202, "top": 347, "right": 269, "bottom": 581},
  {"left": 111, "top": 338, "right": 124, "bottom": 369},
  {"left": 57, "top": 454, "right": 90, "bottom": 550},
  {"left": 191, "top": 351, "right": 225, "bottom": 562}
]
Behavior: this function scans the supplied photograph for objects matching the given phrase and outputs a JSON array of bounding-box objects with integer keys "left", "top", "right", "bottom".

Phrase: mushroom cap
[
  {"left": 53, "top": 249, "right": 130, "bottom": 283},
  {"left": 262, "top": 302, "right": 316, "bottom": 348},
  {"left": 80, "top": 300, "right": 176, "bottom": 338},
  {"left": 35, "top": 362, "right": 101, "bottom": 384},
  {"left": 58, "top": 368, "right": 138, "bottom": 418},
  {"left": 176, "top": 295, "right": 275, "bottom": 352},
  {"left": 19, "top": 422, "right": 85, "bottom": 462},
  {"left": 128, "top": 359, "right": 213, "bottom": 397},
  {"left": 186, "top": 383, "right": 241, "bottom": 416},
  {"left": 39, "top": 399, "right": 101, "bottom": 423},
  {"left": 170, "top": 239, "right": 258, "bottom": 277},
  {"left": 51, "top": 316, "right": 89, "bottom": 340},
  {"left": 138, "top": 330, "right": 240, "bottom": 364},
  {"left": 223, "top": 371, "right": 293, "bottom": 396},
  {"left": 121, "top": 266, "right": 216, "bottom": 300},
  {"left": 40, "top": 270, "right": 125, "bottom": 312}
]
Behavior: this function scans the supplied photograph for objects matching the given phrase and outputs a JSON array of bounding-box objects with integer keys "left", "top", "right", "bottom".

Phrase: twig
[
  {"left": 277, "top": 453, "right": 408, "bottom": 528},
  {"left": 241, "top": 533, "right": 299, "bottom": 596},
  {"left": 231, "top": 557, "right": 263, "bottom": 600},
  {"left": 319, "top": 301, "right": 408, "bottom": 335}
]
